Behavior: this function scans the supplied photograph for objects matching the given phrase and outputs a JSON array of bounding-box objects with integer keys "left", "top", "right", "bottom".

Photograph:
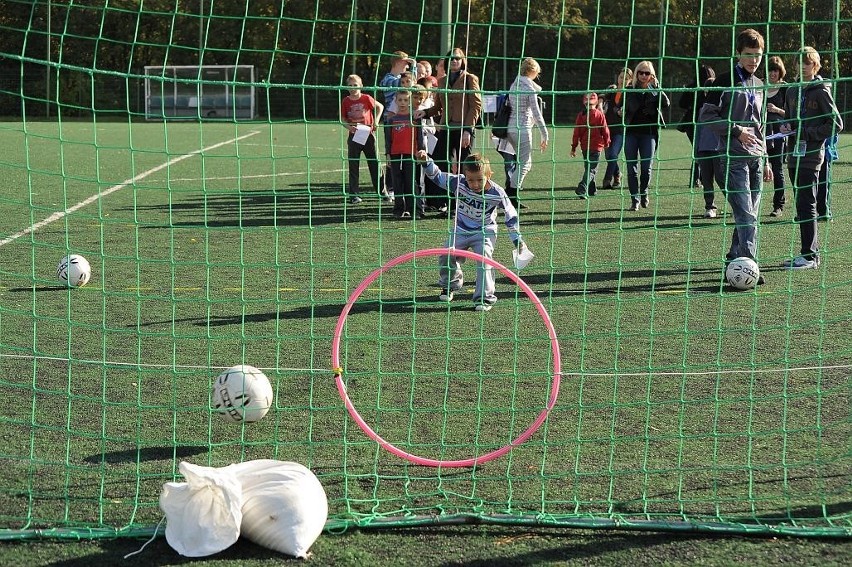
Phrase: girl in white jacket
[{"left": 505, "top": 58, "right": 549, "bottom": 209}]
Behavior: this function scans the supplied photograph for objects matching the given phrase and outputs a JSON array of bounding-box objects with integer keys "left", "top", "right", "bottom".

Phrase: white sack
[
  {"left": 226, "top": 459, "right": 328, "bottom": 558},
  {"left": 159, "top": 461, "right": 244, "bottom": 557}
]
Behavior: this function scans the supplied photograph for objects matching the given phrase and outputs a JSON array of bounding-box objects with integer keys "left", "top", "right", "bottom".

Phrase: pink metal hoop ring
[{"left": 331, "top": 247, "right": 561, "bottom": 467}]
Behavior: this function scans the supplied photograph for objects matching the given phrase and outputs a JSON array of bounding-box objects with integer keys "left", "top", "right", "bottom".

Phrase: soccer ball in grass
[
  {"left": 212, "top": 365, "right": 274, "bottom": 423},
  {"left": 57, "top": 254, "right": 91, "bottom": 288},
  {"left": 726, "top": 257, "right": 760, "bottom": 290}
]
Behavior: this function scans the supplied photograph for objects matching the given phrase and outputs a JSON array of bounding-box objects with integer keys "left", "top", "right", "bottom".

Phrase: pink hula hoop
[{"left": 331, "top": 247, "right": 561, "bottom": 468}]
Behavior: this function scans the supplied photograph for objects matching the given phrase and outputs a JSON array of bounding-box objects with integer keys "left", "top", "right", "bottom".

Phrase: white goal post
[{"left": 144, "top": 65, "right": 256, "bottom": 120}]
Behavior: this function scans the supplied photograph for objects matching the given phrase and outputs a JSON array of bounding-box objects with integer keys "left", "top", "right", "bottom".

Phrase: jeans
[
  {"left": 767, "top": 143, "right": 786, "bottom": 210},
  {"left": 579, "top": 150, "right": 601, "bottom": 194},
  {"left": 431, "top": 127, "right": 474, "bottom": 209},
  {"left": 438, "top": 231, "right": 498, "bottom": 305},
  {"left": 390, "top": 155, "right": 424, "bottom": 216},
  {"left": 697, "top": 151, "right": 723, "bottom": 210},
  {"left": 506, "top": 126, "right": 534, "bottom": 191},
  {"left": 603, "top": 132, "right": 624, "bottom": 182},
  {"left": 346, "top": 132, "right": 381, "bottom": 195},
  {"left": 790, "top": 167, "right": 819, "bottom": 258},
  {"left": 724, "top": 157, "right": 763, "bottom": 260},
  {"left": 498, "top": 150, "right": 518, "bottom": 206},
  {"left": 624, "top": 131, "right": 657, "bottom": 201},
  {"left": 817, "top": 159, "right": 832, "bottom": 218}
]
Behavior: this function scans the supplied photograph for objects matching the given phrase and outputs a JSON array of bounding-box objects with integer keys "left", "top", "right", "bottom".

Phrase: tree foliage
[{"left": 0, "top": 0, "right": 848, "bottom": 119}]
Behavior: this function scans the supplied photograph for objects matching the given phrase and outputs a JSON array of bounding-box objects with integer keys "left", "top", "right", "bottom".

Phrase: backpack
[{"left": 491, "top": 93, "right": 511, "bottom": 138}]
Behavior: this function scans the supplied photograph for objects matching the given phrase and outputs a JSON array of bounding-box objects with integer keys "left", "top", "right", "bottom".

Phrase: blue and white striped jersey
[{"left": 423, "top": 159, "right": 521, "bottom": 243}]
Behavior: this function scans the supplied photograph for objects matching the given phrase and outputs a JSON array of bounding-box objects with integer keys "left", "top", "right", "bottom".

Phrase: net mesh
[{"left": 0, "top": 0, "right": 850, "bottom": 540}]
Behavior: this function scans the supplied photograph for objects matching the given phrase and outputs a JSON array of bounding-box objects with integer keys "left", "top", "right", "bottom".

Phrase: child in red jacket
[{"left": 571, "top": 92, "right": 611, "bottom": 198}]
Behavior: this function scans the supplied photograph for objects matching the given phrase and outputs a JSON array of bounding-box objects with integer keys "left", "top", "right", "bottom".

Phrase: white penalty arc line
[{"left": 0, "top": 130, "right": 262, "bottom": 248}]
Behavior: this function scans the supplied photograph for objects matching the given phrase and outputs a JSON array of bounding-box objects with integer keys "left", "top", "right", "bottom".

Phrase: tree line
[{"left": 0, "top": 0, "right": 848, "bottom": 121}]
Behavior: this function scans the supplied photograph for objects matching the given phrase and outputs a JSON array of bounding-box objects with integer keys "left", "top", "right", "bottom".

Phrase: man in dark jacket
[{"left": 700, "top": 28, "right": 772, "bottom": 282}]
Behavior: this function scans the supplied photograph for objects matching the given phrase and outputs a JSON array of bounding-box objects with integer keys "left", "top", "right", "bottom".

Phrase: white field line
[
  {"left": 0, "top": 130, "right": 261, "bottom": 248},
  {"left": 0, "top": 351, "right": 849, "bottom": 379},
  {"left": 160, "top": 167, "right": 346, "bottom": 183}
]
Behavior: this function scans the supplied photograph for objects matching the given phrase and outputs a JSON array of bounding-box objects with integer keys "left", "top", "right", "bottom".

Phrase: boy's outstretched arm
[{"left": 418, "top": 152, "right": 452, "bottom": 190}]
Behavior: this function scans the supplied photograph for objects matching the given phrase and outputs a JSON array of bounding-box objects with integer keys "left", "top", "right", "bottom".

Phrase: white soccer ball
[
  {"left": 726, "top": 257, "right": 760, "bottom": 290},
  {"left": 212, "top": 365, "right": 274, "bottom": 423},
  {"left": 57, "top": 254, "right": 92, "bottom": 288}
]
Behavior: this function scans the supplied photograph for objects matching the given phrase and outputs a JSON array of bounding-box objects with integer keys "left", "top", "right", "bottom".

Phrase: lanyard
[{"left": 734, "top": 66, "right": 757, "bottom": 116}]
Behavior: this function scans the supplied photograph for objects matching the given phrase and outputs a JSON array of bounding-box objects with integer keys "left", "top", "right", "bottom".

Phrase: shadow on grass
[
  {"left": 19, "top": 525, "right": 846, "bottom": 567},
  {"left": 133, "top": 266, "right": 738, "bottom": 329},
  {"left": 126, "top": 189, "right": 399, "bottom": 228},
  {"left": 83, "top": 445, "right": 208, "bottom": 465},
  {"left": 41, "top": 538, "right": 280, "bottom": 566}
]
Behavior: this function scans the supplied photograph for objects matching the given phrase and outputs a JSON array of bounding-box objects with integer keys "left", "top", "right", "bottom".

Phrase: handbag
[{"left": 491, "top": 94, "right": 511, "bottom": 139}]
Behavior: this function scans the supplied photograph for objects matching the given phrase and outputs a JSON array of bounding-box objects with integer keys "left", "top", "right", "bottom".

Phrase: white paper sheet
[
  {"left": 426, "top": 131, "right": 438, "bottom": 154},
  {"left": 352, "top": 124, "right": 371, "bottom": 145},
  {"left": 483, "top": 95, "right": 498, "bottom": 114},
  {"left": 513, "top": 247, "right": 535, "bottom": 270}
]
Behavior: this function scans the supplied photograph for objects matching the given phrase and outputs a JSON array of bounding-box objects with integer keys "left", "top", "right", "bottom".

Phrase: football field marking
[{"left": 0, "top": 130, "right": 261, "bottom": 248}]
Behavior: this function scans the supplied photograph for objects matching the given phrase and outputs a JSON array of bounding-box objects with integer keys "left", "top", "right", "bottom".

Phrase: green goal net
[{"left": 0, "top": 0, "right": 850, "bottom": 543}]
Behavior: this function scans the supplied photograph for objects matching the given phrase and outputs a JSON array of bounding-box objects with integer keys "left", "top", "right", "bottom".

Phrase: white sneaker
[
  {"left": 382, "top": 191, "right": 395, "bottom": 203},
  {"left": 438, "top": 291, "right": 454, "bottom": 302},
  {"left": 704, "top": 208, "right": 717, "bottom": 218},
  {"left": 349, "top": 196, "right": 363, "bottom": 204},
  {"left": 474, "top": 303, "right": 493, "bottom": 312},
  {"left": 781, "top": 256, "right": 820, "bottom": 270}
]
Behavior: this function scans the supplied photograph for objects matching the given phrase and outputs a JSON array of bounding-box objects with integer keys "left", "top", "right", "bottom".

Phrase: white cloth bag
[
  {"left": 159, "top": 461, "right": 244, "bottom": 557},
  {"left": 227, "top": 459, "right": 328, "bottom": 558},
  {"left": 159, "top": 459, "right": 327, "bottom": 558}
]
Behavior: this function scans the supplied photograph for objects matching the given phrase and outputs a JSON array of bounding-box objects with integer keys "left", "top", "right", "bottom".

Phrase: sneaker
[
  {"left": 474, "top": 303, "right": 493, "bottom": 312},
  {"left": 704, "top": 208, "right": 717, "bottom": 219},
  {"left": 602, "top": 178, "right": 613, "bottom": 189},
  {"left": 380, "top": 190, "right": 394, "bottom": 203},
  {"left": 438, "top": 291, "right": 454, "bottom": 302},
  {"left": 400, "top": 211, "right": 411, "bottom": 219},
  {"left": 613, "top": 175, "right": 622, "bottom": 188},
  {"left": 437, "top": 204, "right": 448, "bottom": 214},
  {"left": 781, "top": 256, "right": 820, "bottom": 270},
  {"left": 640, "top": 197, "right": 649, "bottom": 208},
  {"left": 588, "top": 188, "right": 597, "bottom": 197},
  {"left": 770, "top": 208, "right": 783, "bottom": 217},
  {"left": 349, "top": 196, "right": 363, "bottom": 205},
  {"left": 628, "top": 201, "right": 640, "bottom": 212},
  {"left": 575, "top": 187, "right": 587, "bottom": 199}
]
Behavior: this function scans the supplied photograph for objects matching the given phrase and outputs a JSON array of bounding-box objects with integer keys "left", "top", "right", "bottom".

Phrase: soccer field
[{"left": 0, "top": 121, "right": 849, "bottom": 563}]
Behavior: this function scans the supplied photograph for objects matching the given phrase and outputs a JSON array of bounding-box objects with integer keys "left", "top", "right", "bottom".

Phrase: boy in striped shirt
[{"left": 416, "top": 150, "right": 527, "bottom": 311}]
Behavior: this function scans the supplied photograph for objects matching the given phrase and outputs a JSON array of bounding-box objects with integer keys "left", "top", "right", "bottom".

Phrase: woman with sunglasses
[
  {"left": 417, "top": 48, "right": 482, "bottom": 216},
  {"left": 622, "top": 61, "right": 670, "bottom": 211}
]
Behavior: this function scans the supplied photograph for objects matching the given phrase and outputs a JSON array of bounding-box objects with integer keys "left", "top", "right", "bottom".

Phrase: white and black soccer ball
[
  {"left": 57, "top": 254, "right": 92, "bottom": 288},
  {"left": 726, "top": 257, "right": 760, "bottom": 290},
  {"left": 212, "top": 365, "right": 274, "bottom": 423}
]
